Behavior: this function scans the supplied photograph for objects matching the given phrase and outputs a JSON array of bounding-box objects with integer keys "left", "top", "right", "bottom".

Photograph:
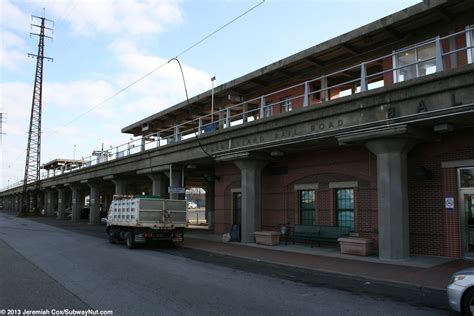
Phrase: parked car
[
  {"left": 187, "top": 201, "right": 197, "bottom": 209},
  {"left": 64, "top": 207, "right": 89, "bottom": 220},
  {"left": 447, "top": 267, "right": 474, "bottom": 315}
]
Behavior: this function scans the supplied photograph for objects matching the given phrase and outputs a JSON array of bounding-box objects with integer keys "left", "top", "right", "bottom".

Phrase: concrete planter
[
  {"left": 254, "top": 231, "right": 280, "bottom": 246},
  {"left": 338, "top": 237, "right": 375, "bottom": 256}
]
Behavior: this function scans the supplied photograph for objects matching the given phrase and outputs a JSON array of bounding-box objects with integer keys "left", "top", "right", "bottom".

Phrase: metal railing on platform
[{"left": 2, "top": 27, "right": 473, "bottom": 191}]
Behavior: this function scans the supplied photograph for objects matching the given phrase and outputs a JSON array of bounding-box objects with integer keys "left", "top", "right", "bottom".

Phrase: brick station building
[
  {"left": 123, "top": 0, "right": 474, "bottom": 260},
  {"left": 1, "top": 0, "right": 474, "bottom": 260}
]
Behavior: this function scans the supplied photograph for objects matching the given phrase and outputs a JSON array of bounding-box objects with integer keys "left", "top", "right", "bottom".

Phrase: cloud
[
  {"left": 0, "top": 0, "right": 31, "bottom": 34},
  {"left": 0, "top": 30, "right": 30, "bottom": 71},
  {"left": 48, "top": 0, "right": 183, "bottom": 37}
]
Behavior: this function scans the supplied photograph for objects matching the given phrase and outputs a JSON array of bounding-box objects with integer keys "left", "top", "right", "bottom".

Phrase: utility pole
[
  {"left": 19, "top": 13, "right": 53, "bottom": 216},
  {"left": 0, "top": 113, "right": 5, "bottom": 141}
]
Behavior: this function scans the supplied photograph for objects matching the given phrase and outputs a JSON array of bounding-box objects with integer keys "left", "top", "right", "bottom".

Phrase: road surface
[{"left": 0, "top": 212, "right": 447, "bottom": 316}]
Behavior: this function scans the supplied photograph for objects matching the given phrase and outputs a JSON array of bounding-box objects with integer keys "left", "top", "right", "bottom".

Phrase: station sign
[{"left": 168, "top": 187, "right": 185, "bottom": 194}]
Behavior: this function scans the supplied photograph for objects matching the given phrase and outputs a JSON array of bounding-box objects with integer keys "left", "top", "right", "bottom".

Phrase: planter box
[
  {"left": 338, "top": 237, "right": 375, "bottom": 256},
  {"left": 254, "top": 231, "right": 280, "bottom": 246}
]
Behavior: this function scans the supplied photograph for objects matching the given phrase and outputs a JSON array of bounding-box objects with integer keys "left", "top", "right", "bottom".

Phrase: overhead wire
[
  {"left": 42, "top": 0, "right": 266, "bottom": 138},
  {"left": 3, "top": 0, "right": 266, "bottom": 177}
]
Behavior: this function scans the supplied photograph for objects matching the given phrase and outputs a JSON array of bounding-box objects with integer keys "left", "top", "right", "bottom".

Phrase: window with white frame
[
  {"left": 467, "top": 25, "right": 474, "bottom": 64},
  {"left": 280, "top": 96, "right": 292, "bottom": 113},
  {"left": 393, "top": 39, "right": 437, "bottom": 83},
  {"left": 264, "top": 102, "right": 273, "bottom": 118}
]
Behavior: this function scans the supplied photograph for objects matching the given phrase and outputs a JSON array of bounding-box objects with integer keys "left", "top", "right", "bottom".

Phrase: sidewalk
[{"left": 183, "top": 229, "right": 473, "bottom": 292}]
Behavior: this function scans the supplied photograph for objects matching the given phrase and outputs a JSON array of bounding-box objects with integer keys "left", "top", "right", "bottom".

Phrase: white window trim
[
  {"left": 294, "top": 183, "right": 319, "bottom": 191},
  {"left": 329, "top": 181, "right": 358, "bottom": 189},
  {"left": 467, "top": 25, "right": 474, "bottom": 64}
]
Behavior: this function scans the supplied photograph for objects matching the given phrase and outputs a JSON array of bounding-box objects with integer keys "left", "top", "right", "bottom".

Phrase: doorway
[
  {"left": 232, "top": 192, "right": 242, "bottom": 242},
  {"left": 459, "top": 167, "right": 474, "bottom": 258},
  {"left": 233, "top": 192, "right": 242, "bottom": 226}
]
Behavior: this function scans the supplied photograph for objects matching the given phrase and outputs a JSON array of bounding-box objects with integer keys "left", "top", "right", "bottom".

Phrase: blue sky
[{"left": 0, "top": 0, "right": 421, "bottom": 188}]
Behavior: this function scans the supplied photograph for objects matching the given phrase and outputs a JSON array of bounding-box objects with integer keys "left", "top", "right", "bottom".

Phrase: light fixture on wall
[{"left": 270, "top": 150, "right": 284, "bottom": 157}]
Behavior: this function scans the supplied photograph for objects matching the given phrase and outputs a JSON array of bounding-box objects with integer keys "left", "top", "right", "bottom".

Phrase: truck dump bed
[{"left": 108, "top": 196, "right": 187, "bottom": 228}]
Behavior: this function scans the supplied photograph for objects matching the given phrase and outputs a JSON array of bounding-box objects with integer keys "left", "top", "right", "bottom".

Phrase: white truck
[{"left": 106, "top": 195, "right": 187, "bottom": 249}]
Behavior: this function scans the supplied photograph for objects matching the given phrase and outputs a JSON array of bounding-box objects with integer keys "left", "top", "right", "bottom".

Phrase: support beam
[
  {"left": 88, "top": 184, "right": 101, "bottom": 224},
  {"left": 233, "top": 159, "right": 268, "bottom": 243},
  {"left": 148, "top": 173, "right": 168, "bottom": 198},
  {"left": 57, "top": 188, "right": 66, "bottom": 219},
  {"left": 45, "top": 190, "right": 54, "bottom": 216},
  {"left": 365, "top": 138, "right": 416, "bottom": 260},
  {"left": 112, "top": 179, "right": 127, "bottom": 195},
  {"left": 70, "top": 186, "right": 84, "bottom": 222},
  {"left": 205, "top": 178, "right": 215, "bottom": 230}
]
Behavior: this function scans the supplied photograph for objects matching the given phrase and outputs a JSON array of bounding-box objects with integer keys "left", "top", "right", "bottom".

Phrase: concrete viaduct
[{"left": 1, "top": 64, "right": 473, "bottom": 260}]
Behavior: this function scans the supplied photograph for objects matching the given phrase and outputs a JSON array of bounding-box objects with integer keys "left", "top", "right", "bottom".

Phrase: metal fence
[{"left": 3, "top": 27, "right": 473, "bottom": 191}]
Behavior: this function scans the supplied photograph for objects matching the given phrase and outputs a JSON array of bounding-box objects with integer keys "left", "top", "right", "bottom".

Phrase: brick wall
[
  {"left": 213, "top": 128, "right": 473, "bottom": 257},
  {"left": 408, "top": 129, "right": 474, "bottom": 258}
]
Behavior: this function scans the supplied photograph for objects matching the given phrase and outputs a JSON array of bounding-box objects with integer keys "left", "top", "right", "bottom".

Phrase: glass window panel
[
  {"left": 419, "top": 60, "right": 437, "bottom": 76},
  {"left": 264, "top": 104, "right": 273, "bottom": 117},
  {"left": 398, "top": 49, "right": 416, "bottom": 66},
  {"left": 280, "top": 96, "right": 292, "bottom": 112},
  {"left": 460, "top": 168, "right": 474, "bottom": 188},
  {"left": 417, "top": 42, "right": 435, "bottom": 61},
  {"left": 336, "top": 188, "right": 354, "bottom": 231},
  {"left": 299, "top": 190, "right": 315, "bottom": 225}
]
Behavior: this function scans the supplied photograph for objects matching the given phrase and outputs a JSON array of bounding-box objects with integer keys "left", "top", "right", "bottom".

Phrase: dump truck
[{"left": 106, "top": 195, "right": 187, "bottom": 249}]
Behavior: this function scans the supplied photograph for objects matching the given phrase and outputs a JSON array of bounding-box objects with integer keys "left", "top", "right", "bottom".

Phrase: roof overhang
[{"left": 121, "top": 0, "right": 474, "bottom": 136}]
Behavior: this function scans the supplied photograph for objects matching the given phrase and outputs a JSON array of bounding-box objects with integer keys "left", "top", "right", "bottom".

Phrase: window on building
[
  {"left": 460, "top": 168, "right": 474, "bottom": 188},
  {"left": 280, "top": 96, "right": 292, "bottom": 112},
  {"left": 467, "top": 25, "right": 474, "bottom": 64},
  {"left": 394, "top": 40, "right": 437, "bottom": 83},
  {"left": 263, "top": 102, "right": 273, "bottom": 118},
  {"left": 336, "top": 188, "right": 354, "bottom": 231},
  {"left": 299, "top": 190, "right": 315, "bottom": 225}
]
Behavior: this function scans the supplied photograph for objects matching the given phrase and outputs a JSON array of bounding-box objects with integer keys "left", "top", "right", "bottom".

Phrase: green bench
[{"left": 290, "top": 224, "right": 350, "bottom": 247}]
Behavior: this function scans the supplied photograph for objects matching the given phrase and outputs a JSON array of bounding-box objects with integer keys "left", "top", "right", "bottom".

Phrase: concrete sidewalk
[{"left": 183, "top": 229, "right": 473, "bottom": 292}]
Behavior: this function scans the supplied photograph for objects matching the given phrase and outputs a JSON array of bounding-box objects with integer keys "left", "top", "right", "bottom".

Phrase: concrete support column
[
  {"left": 365, "top": 138, "right": 415, "bottom": 260},
  {"left": 57, "top": 188, "right": 66, "bottom": 219},
  {"left": 88, "top": 184, "right": 100, "bottom": 224},
  {"left": 37, "top": 191, "right": 44, "bottom": 214},
  {"left": 103, "top": 193, "right": 111, "bottom": 213},
  {"left": 234, "top": 160, "right": 268, "bottom": 243},
  {"left": 45, "top": 190, "right": 54, "bottom": 216},
  {"left": 70, "top": 186, "right": 84, "bottom": 222},
  {"left": 112, "top": 180, "right": 127, "bottom": 195},
  {"left": 147, "top": 173, "right": 167, "bottom": 198},
  {"left": 13, "top": 194, "right": 21, "bottom": 213},
  {"left": 205, "top": 179, "right": 215, "bottom": 230},
  {"left": 164, "top": 168, "right": 184, "bottom": 200}
]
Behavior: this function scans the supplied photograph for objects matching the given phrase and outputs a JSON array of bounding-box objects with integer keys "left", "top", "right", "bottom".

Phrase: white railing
[{"left": 2, "top": 27, "right": 473, "bottom": 191}]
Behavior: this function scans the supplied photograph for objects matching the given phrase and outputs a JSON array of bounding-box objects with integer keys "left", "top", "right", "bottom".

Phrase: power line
[{"left": 42, "top": 0, "right": 266, "bottom": 138}]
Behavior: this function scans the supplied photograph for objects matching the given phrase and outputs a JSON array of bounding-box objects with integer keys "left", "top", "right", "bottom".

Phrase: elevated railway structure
[{"left": 2, "top": 0, "right": 474, "bottom": 260}]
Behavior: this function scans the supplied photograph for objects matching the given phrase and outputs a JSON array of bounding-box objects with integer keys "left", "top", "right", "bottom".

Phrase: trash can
[{"left": 230, "top": 224, "right": 241, "bottom": 242}]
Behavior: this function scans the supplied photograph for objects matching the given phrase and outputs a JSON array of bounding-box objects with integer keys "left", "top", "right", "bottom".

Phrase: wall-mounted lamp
[{"left": 270, "top": 150, "right": 285, "bottom": 157}]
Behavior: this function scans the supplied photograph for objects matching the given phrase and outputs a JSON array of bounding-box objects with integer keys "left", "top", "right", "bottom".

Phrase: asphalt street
[{"left": 0, "top": 212, "right": 449, "bottom": 315}]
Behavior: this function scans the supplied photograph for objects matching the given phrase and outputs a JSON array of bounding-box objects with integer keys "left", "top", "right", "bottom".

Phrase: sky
[{"left": 0, "top": 0, "right": 422, "bottom": 189}]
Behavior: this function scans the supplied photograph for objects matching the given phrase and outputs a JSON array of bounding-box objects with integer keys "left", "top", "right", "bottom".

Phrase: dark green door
[{"left": 233, "top": 192, "right": 242, "bottom": 225}]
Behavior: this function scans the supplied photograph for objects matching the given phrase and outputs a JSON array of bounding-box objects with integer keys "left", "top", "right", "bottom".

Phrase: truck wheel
[
  {"left": 107, "top": 229, "right": 116, "bottom": 244},
  {"left": 126, "top": 232, "right": 136, "bottom": 249}
]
